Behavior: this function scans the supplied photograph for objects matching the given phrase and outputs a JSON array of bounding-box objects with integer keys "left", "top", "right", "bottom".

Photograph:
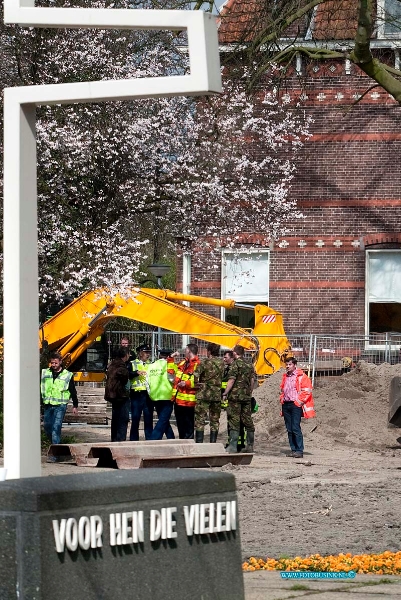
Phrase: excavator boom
[{"left": 40, "top": 288, "right": 291, "bottom": 377}]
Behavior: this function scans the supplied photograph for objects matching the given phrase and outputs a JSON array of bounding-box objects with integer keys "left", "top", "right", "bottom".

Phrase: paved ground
[
  {"left": 5, "top": 419, "right": 401, "bottom": 599},
  {"left": 39, "top": 444, "right": 401, "bottom": 600},
  {"left": 244, "top": 572, "right": 401, "bottom": 599}
]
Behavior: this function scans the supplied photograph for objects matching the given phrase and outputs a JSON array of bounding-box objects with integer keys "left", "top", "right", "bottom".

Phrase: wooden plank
[
  {"left": 87, "top": 439, "right": 195, "bottom": 452},
  {"left": 64, "top": 416, "right": 107, "bottom": 424},
  {"left": 65, "top": 384, "right": 107, "bottom": 424},
  {"left": 89, "top": 442, "right": 223, "bottom": 463},
  {"left": 86, "top": 439, "right": 197, "bottom": 468},
  {"left": 139, "top": 454, "right": 253, "bottom": 469},
  {"left": 64, "top": 396, "right": 108, "bottom": 424},
  {"left": 48, "top": 439, "right": 251, "bottom": 470},
  {"left": 47, "top": 443, "right": 98, "bottom": 466},
  {"left": 49, "top": 441, "right": 165, "bottom": 466},
  {"left": 90, "top": 442, "right": 252, "bottom": 469},
  {"left": 104, "top": 442, "right": 227, "bottom": 459}
]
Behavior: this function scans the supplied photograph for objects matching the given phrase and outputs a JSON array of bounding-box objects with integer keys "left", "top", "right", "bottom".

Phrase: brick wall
[{"left": 179, "top": 57, "right": 401, "bottom": 335}]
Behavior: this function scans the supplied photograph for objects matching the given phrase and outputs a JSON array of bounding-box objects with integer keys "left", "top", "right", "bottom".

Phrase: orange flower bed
[{"left": 243, "top": 551, "right": 401, "bottom": 574}]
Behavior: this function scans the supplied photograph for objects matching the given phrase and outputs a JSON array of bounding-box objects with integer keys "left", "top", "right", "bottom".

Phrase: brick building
[{"left": 177, "top": 0, "right": 401, "bottom": 336}]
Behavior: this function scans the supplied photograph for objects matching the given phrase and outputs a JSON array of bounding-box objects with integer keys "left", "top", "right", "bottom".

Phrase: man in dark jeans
[
  {"left": 41, "top": 352, "right": 78, "bottom": 462},
  {"left": 280, "top": 357, "right": 315, "bottom": 458},
  {"left": 105, "top": 347, "right": 130, "bottom": 442},
  {"left": 147, "top": 349, "right": 177, "bottom": 440},
  {"left": 128, "top": 344, "right": 153, "bottom": 440}
]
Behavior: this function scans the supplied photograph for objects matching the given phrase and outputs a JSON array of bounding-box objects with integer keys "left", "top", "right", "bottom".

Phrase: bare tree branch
[
  {"left": 249, "top": 0, "right": 326, "bottom": 54},
  {"left": 219, "top": 0, "right": 401, "bottom": 105},
  {"left": 347, "top": 0, "right": 401, "bottom": 103}
]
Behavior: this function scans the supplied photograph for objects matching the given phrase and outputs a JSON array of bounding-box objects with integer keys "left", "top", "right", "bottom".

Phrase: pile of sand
[{"left": 253, "top": 361, "right": 401, "bottom": 450}]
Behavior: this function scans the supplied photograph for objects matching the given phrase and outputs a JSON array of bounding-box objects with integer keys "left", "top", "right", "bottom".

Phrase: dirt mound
[{"left": 253, "top": 361, "right": 401, "bottom": 450}]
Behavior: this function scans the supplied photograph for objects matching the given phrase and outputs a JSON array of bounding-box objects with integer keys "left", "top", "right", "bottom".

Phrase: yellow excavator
[{"left": 39, "top": 288, "right": 291, "bottom": 381}]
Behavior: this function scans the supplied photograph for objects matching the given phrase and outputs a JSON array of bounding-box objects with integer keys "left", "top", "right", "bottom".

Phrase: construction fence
[{"left": 99, "top": 330, "right": 401, "bottom": 386}]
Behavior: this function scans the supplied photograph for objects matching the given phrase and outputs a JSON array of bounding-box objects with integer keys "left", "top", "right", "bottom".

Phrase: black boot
[
  {"left": 242, "top": 431, "right": 255, "bottom": 453},
  {"left": 225, "top": 426, "right": 230, "bottom": 449},
  {"left": 195, "top": 430, "right": 204, "bottom": 443},
  {"left": 226, "top": 430, "right": 239, "bottom": 454},
  {"left": 210, "top": 430, "right": 218, "bottom": 443}
]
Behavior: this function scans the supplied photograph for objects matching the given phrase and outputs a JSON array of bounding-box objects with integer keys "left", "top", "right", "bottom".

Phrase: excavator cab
[{"left": 70, "top": 335, "right": 109, "bottom": 382}]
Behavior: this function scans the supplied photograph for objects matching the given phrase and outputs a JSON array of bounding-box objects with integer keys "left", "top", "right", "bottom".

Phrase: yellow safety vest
[
  {"left": 130, "top": 359, "right": 150, "bottom": 391},
  {"left": 41, "top": 369, "right": 73, "bottom": 405}
]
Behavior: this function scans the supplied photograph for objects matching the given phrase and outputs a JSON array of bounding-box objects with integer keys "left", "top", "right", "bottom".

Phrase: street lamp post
[{"left": 148, "top": 263, "right": 170, "bottom": 350}]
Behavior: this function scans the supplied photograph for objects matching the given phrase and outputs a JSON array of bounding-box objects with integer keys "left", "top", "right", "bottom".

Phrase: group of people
[
  {"left": 40, "top": 339, "right": 315, "bottom": 460},
  {"left": 104, "top": 340, "right": 257, "bottom": 453},
  {"left": 105, "top": 342, "right": 177, "bottom": 443}
]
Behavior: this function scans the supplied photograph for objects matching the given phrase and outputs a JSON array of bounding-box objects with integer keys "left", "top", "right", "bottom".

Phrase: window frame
[
  {"left": 220, "top": 248, "right": 270, "bottom": 320},
  {"left": 377, "top": 0, "right": 401, "bottom": 39},
  {"left": 365, "top": 248, "right": 401, "bottom": 344}
]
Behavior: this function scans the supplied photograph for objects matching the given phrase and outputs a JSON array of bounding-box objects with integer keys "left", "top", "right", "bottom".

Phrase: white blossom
[{"left": 0, "top": 1, "right": 311, "bottom": 307}]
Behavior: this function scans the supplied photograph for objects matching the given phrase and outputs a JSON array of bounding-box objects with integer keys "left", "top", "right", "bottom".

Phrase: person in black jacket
[
  {"left": 120, "top": 336, "right": 136, "bottom": 363},
  {"left": 105, "top": 347, "right": 130, "bottom": 442}
]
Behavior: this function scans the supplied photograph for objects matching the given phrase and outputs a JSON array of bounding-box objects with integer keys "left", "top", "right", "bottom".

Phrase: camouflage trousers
[
  {"left": 195, "top": 399, "right": 222, "bottom": 433},
  {"left": 227, "top": 400, "right": 255, "bottom": 432}
]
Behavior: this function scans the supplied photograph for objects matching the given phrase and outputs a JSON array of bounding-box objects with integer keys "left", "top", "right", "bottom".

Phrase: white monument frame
[{"left": 3, "top": 0, "right": 222, "bottom": 479}]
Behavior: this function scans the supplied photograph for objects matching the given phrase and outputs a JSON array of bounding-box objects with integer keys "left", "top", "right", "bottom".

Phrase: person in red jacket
[{"left": 280, "top": 357, "right": 315, "bottom": 458}]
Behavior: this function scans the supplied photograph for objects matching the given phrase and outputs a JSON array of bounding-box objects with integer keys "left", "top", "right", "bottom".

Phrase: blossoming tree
[
  {"left": 166, "top": 74, "right": 310, "bottom": 262},
  {"left": 1, "top": 0, "right": 310, "bottom": 307}
]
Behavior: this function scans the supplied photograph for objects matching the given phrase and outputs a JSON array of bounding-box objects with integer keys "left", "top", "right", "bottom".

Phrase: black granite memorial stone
[{"left": 0, "top": 469, "right": 244, "bottom": 600}]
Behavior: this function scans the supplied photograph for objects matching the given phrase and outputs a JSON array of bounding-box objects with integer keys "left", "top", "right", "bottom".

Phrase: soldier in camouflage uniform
[
  {"left": 222, "top": 345, "right": 255, "bottom": 454},
  {"left": 194, "top": 343, "right": 224, "bottom": 443},
  {"left": 222, "top": 349, "right": 248, "bottom": 452}
]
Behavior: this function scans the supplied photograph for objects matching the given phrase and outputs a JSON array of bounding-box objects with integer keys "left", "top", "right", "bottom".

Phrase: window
[
  {"left": 378, "top": 0, "right": 401, "bottom": 37},
  {"left": 366, "top": 250, "right": 401, "bottom": 334},
  {"left": 221, "top": 249, "right": 269, "bottom": 327}
]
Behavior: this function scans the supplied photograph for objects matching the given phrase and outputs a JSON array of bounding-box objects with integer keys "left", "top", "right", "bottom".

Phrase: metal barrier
[
  {"left": 107, "top": 330, "right": 259, "bottom": 361},
  {"left": 106, "top": 331, "right": 310, "bottom": 379},
  {"left": 106, "top": 330, "right": 401, "bottom": 385},
  {"left": 286, "top": 334, "right": 314, "bottom": 377},
  {"left": 310, "top": 333, "right": 401, "bottom": 385}
]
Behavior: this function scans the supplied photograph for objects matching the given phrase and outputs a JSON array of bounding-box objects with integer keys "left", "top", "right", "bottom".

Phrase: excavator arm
[{"left": 40, "top": 288, "right": 291, "bottom": 377}]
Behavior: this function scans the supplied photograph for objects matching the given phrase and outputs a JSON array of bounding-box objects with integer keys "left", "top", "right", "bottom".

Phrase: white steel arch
[{"left": 3, "top": 0, "right": 222, "bottom": 479}]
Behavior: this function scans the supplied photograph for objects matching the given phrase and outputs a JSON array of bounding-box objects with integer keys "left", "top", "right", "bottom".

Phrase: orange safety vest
[
  {"left": 280, "top": 369, "right": 315, "bottom": 419},
  {"left": 173, "top": 357, "right": 200, "bottom": 407}
]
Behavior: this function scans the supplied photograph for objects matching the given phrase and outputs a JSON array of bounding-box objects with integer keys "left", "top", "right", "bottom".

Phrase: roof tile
[{"left": 218, "top": 0, "right": 362, "bottom": 44}]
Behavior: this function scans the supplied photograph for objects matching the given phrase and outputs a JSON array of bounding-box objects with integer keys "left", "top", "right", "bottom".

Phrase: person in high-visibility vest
[
  {"left": 41, "top": 352, "right": 78, "bottom": 461},
  {"left": 148, "top": 349, "right": 177, "bottom": 440},
  {"left": 172, "top": 344, "right": 200, "bottom": 439},
  {"left": 128, "top": 343, "right": 153, "bottom": 441}
]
